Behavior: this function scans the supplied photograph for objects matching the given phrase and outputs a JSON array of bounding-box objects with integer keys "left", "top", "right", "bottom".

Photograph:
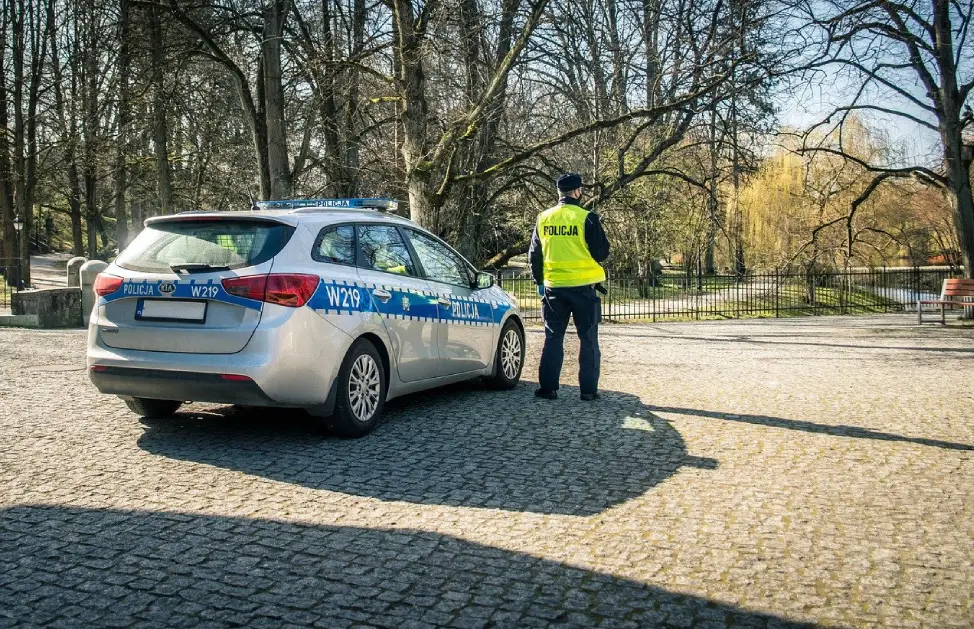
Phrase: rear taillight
[
  {"left": 93, "top": 274, "right": 123, "bottom": 297},
  {"left": 221, "top": 275, "right": 268, "bottom": 302},
  {"left": 221, "top": 274, "right": 319, "bottom": 308},
  {"left": 265, "top": 274, "right": 320, "bottom": 307}
]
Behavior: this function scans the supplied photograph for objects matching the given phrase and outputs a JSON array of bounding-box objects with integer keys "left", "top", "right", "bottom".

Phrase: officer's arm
[
  {"left": 528, "top": 224, "right": 544, "bottom": 285},
  {"left": 584, "top": 213, "right": 610, "bottom": 263}
]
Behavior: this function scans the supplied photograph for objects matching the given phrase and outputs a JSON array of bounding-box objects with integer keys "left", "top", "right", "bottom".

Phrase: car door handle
[
  {"left": 373, "top": 288, "right": 392, "bottom": 301},
  {"left": 437, "top": 296, "right": 451, "bottom": 306}
]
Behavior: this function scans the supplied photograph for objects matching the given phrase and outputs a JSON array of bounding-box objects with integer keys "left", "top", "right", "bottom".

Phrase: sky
[{"left": 774, "top": 73, "right": 944, "bottom": 168}]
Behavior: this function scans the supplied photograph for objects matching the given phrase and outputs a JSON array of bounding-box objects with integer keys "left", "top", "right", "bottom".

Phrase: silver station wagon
[{"left": 87, "top": 198, "right": 525, "bottom": 437}]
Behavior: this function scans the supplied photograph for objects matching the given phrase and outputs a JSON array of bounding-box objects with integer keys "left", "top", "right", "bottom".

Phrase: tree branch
[{"left": 797, "top": 146, "right": 949, "bottom": 187}]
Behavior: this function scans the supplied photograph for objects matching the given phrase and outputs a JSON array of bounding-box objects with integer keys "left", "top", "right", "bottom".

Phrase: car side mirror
[{"left": 475, "top": 271, "right": 495, "bottom": 289}]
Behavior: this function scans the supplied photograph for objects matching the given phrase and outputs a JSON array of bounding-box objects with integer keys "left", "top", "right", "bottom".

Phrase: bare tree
[{"left": 794, "top": 0, "right": 974, "bottom": 278}]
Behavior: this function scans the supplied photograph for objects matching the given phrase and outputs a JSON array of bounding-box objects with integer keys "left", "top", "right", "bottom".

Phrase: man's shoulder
[
  {"left": 540, "top": 202, "right": 589, "bottom": 218},
  {"left": 538, "top": 205, "right": 562, "bottom": 220}
]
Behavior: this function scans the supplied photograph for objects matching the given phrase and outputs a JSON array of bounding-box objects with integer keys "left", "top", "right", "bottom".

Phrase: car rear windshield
[{"left": 115, "top": 219, "right": 295, "bottom": 273}]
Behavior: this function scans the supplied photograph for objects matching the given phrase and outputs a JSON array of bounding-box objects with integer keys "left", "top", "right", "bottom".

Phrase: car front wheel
[
  {"left": 484, "top": 319, "right": 524, "bottom": 390},
  {"left": 328, "top": 338, "right": 386, "bottom": 438}
]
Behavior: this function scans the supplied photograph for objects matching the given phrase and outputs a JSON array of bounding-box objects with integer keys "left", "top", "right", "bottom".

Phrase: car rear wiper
[{"left": 169, "top": 263, "right": 231, "bottom": 274}]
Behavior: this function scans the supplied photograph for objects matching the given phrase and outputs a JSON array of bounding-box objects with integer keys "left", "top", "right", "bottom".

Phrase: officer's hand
[{"left": 537, "top": 285, "right": 545, "bottom": 297}]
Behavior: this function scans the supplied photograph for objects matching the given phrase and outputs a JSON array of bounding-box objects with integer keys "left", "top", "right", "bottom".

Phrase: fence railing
[
  {"left": 499, "top": 266, "right": 964, "bottom": 323},
  {"left": 0, "top": 258, "right": 23, "bottom": 312}
]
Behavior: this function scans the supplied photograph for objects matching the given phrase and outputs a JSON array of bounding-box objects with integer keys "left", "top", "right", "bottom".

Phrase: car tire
[
  {"left": 484, "top": 319, "right": 524, "bottom": 390},
  {"left": 328, "top": 338, "right": 386, "bottom": 438},
  {"left": 124, "top": 398, "right": 182, "bottom": 418}
]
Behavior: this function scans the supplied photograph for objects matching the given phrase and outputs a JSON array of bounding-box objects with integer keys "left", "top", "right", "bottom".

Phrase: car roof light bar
[{"left": 254, "top": 198, "right": 399, "bottom": 212}]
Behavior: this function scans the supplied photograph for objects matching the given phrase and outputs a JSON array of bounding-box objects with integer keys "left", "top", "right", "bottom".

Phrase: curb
[{"left": 0, "top": 314, "right": 40, "bottom": 328}]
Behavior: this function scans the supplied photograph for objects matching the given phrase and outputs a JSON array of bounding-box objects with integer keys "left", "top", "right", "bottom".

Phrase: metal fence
[
  {"left": 0, "top": 258, "right": 23, "bottom": 312},
  {"left": 500, "top": 266, "right": 964, "bottom": 323}
]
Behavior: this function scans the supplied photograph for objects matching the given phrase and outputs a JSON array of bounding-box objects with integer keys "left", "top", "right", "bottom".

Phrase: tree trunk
[
  {"left": 83, "top": 0, "right": 99, "bottom": 256},
  {"left": 150, "top": 3, "right": 173, "bottom": 214},
  {"left": 941, "top": 129, "right": 974, "bottom": 279},
  {"left": 48, "top": 0, "right": 85, "bottom": 256},
  {"left": 407, "top": 174, "right": 438, "bottom": 232},
  {"left": 21, "top": 0, "right": 48, "bottom": 282},
  {"left": 343, "top": 0, "right": 367, "bottom": 195},
  {"left": 315, "top": 0, "right": 344, "bottom": 195},
  {"left": 12, "top": 0, "right": 28, "bottom": 283},
  {"left": 392, "top": 0, "right": 433, "bottom": 226},
  {"left": 0, "top": 0, "right": 16, "bottom": 264},
  {"left": 263, "top": 0, "right": 291, "bottom": 199},
  {"left": 131, "top": 198, "right": 143, "bottom": 237},
  {"left": 114, "top": 0, "right": 131, "bottom": 246},
  {"left": 730, "top": 79, "right": 745, "bottom": 278},
  {"left": 642, "top": 0, "right": 661, "bottom": 108},
  {"left": 705, "top": 108, "right": 719, "bottom": 274},
  {"left": 69, "top": 164, "right": 84, "bottom": 256},
  {"left": 455, "top": 0, "right": 487, "bottom": 259},
  {"left": 931, "top": 0, "right": 974, "bottom": 279}
]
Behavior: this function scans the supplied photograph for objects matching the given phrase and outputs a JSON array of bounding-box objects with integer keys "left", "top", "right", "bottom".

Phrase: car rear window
[{"left": 115, "top": 219, "right": 295, "bottom": 273}]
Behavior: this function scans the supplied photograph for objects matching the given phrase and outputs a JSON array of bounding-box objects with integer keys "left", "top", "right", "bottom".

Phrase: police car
[{"left": 86, "top": 198, "right": 524, "bottom": 437}]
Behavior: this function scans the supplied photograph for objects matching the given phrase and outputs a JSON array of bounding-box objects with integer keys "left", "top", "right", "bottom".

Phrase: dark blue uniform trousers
[{"left": 538, "top": 284, "right": 601, "bottom": 395}]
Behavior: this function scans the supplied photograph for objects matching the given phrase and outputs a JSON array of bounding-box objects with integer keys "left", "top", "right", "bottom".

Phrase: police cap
[{"left": 556, "top": 173, "right": 582, "bottom": 192}]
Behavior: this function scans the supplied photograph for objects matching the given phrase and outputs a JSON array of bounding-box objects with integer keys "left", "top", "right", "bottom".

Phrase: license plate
[{"left": 136, "top": 299, "right": 207, "bottom": 323}]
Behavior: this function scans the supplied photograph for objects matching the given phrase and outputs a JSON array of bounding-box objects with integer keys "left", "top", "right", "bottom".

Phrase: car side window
[
  {"left": 313, "top": 225, "right": 356, "bottom": 265},
  {"left": 408, "top": 230, "right": 472, "bottom": 287},
  {"left": 357, "top": 225, "right": 418, "bottom": 277}
]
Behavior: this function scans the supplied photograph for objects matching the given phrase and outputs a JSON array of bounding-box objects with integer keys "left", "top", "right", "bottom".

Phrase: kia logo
[{"left": 159, "top": 282, "right": 176, "bottom": 295}]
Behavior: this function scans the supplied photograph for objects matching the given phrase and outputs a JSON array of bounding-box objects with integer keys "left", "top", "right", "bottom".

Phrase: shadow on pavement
[
  {"left": 136, "top": 382, "right": 716, "bottom": 516},
  {"left": 649, "top": 405, "right": 974, "bottom": 451},
  {"left": 0, "top": 505, "right": 818, "bottom": 628}
]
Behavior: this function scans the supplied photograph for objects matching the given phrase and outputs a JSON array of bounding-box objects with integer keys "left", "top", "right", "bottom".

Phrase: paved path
[
  {"left": 29, "top": 253, "right": 71, "bottom": 289},
  {"left": 1, "top": 315, "right": 972, "bottom": 628}
]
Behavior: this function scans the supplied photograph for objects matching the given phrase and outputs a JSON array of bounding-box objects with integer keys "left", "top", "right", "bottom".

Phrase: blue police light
[{"left": 254, "top": 198, "right": 399, "bottom": 211}]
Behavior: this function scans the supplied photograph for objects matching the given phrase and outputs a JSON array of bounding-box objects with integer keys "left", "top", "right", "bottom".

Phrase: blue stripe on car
[
  {"left": 309, "top": 280, "right": 512, "bottom": 326},
  {"left": 100, "top": 278, "right": 513, "bottom": 325},
  {"left": 98, "top": 279, "right": 262, "bottom": 310}
]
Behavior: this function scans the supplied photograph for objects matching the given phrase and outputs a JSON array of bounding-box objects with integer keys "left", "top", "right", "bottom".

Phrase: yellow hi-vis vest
[{"left": 536, "top": 202, "right": 607, "bottom": 288}]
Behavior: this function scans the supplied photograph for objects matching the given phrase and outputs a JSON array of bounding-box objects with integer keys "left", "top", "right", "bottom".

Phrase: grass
[
  {"left": 616, "top": 286, "right": 901, "bottom": 322},
  {"left": 512, "top": 283, "right": 903, "bottom": 324},
  {"left": 500, "top": 275, "right": 746, "bottom": 308}
]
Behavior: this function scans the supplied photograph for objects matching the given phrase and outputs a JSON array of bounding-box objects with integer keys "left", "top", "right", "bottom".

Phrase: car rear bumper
[
  {"left": 89, "top": 366, "right": 280, "bottom": 406},
  {"left": 86, "top": 304, "right": 352, "bottom": 407}
]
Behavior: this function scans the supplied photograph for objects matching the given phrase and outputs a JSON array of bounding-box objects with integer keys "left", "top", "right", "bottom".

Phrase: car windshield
[{"left": 115, "top": 219, "right": 294, "bottom": 273}]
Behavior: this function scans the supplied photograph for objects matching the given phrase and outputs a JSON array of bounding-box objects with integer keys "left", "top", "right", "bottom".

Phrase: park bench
[{"left": 917, "top": 278, "right": 974, "bottom": 324}]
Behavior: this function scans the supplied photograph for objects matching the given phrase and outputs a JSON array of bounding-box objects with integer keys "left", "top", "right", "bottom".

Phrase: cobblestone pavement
[{"left": 1, "top": 315, "right": 972, "bottom": 628}]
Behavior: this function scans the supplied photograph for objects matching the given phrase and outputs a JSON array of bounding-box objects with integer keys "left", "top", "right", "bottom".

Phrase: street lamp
[{"left": 12, "top": 215, "right": 24, "bottom": 290}]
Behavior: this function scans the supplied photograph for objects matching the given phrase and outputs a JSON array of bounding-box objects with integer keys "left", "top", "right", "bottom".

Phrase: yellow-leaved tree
[{"left": 740, "top": 117, "right": 956, "bottom": 271}]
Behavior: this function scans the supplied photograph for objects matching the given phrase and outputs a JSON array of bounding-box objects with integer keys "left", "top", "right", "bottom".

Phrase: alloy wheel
[
  {"left": 501, "top": 328, "right": 522, "bottom": 380},
  {"left": 348, "top": 354, "right": 381, "bottom": 422}
]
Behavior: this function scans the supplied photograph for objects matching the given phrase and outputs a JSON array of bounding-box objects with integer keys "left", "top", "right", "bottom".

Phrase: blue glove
[{"left": 537, "top": 285, "right": 545, "bottom": 297}]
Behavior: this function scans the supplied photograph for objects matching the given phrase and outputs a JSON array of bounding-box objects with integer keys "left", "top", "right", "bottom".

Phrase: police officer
[{"left": 528, "top": 173, "right": 610, "bottom": 401}]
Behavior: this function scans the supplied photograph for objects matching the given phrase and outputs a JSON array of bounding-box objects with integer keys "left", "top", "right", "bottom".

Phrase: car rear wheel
[
  {"left": 484, "top": 319, "right": 524, "bottom": 390},
  {"left": 124, "top": 398, "right": 183, "bottom": 418},
  {"left": 328, "top": 338, "right": 386, "bottom": 438}
]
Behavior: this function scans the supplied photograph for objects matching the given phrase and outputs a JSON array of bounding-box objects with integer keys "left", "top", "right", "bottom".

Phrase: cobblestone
[{"left": 0, "top": 315, "right": 972, "bottom": 627}]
